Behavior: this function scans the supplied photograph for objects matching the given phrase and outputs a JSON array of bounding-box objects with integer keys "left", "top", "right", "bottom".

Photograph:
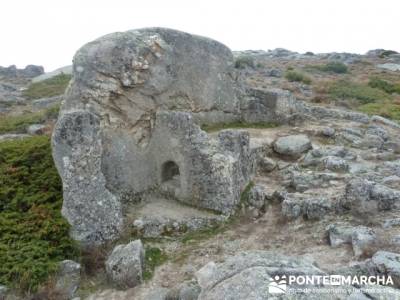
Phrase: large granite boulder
[{"left": 52, "top": 28, "right": 252, "bottom": 245}]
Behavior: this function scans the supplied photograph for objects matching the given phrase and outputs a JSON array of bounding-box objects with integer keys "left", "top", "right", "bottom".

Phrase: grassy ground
[
  {"left": 23, "top": 74, "right": 71, "bottom": 100},
  {"left": 0, "top": 136, "right": 78, "bottom": 292},
  {"left": 0, "top": 105, "right": 59, "bottom": 134}
]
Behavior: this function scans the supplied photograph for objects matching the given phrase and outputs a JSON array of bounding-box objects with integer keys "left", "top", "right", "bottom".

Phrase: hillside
[{"left": 1, "top": 32, "right": 400, "bottom": 300}]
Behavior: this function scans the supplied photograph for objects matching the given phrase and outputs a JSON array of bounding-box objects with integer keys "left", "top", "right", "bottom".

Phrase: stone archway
[{"left": 161, "top": 161, "right": 180, "bottom": 184}]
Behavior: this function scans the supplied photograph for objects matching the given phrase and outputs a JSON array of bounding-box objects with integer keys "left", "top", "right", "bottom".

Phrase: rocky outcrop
[
  {"left": 53, "top": 27, "right": 254, "bottom": 245},
  {"left": 0, "top": 65, "right": 44, "bottom": 79},
  {"left": 343, "top": 179, "right": 400, "bottom": 215}
]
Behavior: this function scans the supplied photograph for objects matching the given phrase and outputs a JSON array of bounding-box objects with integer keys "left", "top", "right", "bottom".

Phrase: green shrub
[
  {"left": 322, "top": 62, "right": 348, "bottom": 74},
  {"left": 0, "top": 105, "right": 60, "bottom": 134},
  {"left": 308, "top": 62, "right": 348, "bottom": 74},
  {"left": 240, "top": 181, "right": 255, "bottom": 205},
  {"left": 143, "top": 247, "right": 168, "bottom": 280},
  {"left": 329, "top": 81, "right": 389, "bottom": 104},
  {"left": 23, "top": 74, "right": 71, "bottom": 100},
  {"left": 0, "top": 136, "right": 77, "bottom": 291},
  {"left": 285, "top": 70, "right": 312, "bottom": 84},
  {"left": 368, "top": 77, "right": 400, "bottom": 94},
  {"left": 234, "top": 55, "right": 255, "bottom": 69}
]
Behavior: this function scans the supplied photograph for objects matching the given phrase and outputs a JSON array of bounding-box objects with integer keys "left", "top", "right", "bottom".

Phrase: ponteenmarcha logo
[
  {"left": 267, "top": 274, "right": 393, "bottom": 295},
  {"left": 268, "top": 275, "right": 287, "bottom": 294}
]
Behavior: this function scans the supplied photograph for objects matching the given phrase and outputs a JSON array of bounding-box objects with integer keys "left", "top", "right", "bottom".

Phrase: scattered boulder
[
  {"left": 322, "top": 156, "right": 349, "bottom": 172},
  {"left": 246, "top": 184, "right": 266, "bottom": 210},
  {"left": 258, "top": 157, "right": 276, "bottom": 173},
  {"left": 344, "top": 178, "right": 400, "bottom": 214},
  {"left": 327, "top": 223, "right": 353, "bottom": 247},
  {"left": 273, "top": 134, "right": 312, "bottom": 157},
  {"left": 377, "top": 63, "right": 400, "bottom": 72},
  {"left": 27, "top": 124, "right": 46, "bottom": 135},
  {"left": 282, "top": 193, "right": 334, "bottom": 220},
  {"left": 242, "top": 87, "right": 301, "bottom": 124},
  {"left": 327, "top": 224, "right": 376, "bottom": 258},
  {"left": 55, "top": 260, "right": 81, "bottom": 299},
  {"left": 321, "top": 127, "right": 335, "bottom": 137},
  {"left": 351, "top": 227, "right": 377, "bottom": 258},
  {"left": 105, "top": 240, "right": 145, "bottom": 289},
  {"left": 371, "top": 251, "right": 400, "bottom": 287}
]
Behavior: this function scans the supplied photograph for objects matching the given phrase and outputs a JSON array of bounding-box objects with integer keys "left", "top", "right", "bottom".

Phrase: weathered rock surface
[
  {"left": 55, "top": 260, "right": 81, "bottom": 299},
  {"left": 327, "top": 223, "right": 354, "bottom": 247},
  {"left": 105, "top": 240, "right": 145, "bottom": 289},
  {"left": 196, "top": 251, "right": 354, "bottom": 300},
  {"left": 371, "top": 251, "right": 400, "bottom": 287},
  {"left": 52, "top": 28, "right": 254, "bottom": 245},
  {"left": 344, "top": 179, "right": 400, "bottom": 215},
  {"left": 377, "top": 63, "right": 400, "bottom": 72},
  {"left": 351, "top": 227, "right": 377, "bottom": 258}
]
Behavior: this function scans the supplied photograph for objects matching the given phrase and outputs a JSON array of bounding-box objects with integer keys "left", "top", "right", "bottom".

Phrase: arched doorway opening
[{"left": 161, "top": 161, "right": 180, "bottom": 187}]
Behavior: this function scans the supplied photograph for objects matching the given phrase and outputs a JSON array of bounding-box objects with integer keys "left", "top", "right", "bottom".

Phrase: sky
[{"left": 1, "top": 0, "right": 399, "bottom": 72}]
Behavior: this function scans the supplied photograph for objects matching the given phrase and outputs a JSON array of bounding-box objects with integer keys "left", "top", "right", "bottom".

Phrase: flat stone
[{"left": 273, "top": 134, "right": 312, "bottom": 157}]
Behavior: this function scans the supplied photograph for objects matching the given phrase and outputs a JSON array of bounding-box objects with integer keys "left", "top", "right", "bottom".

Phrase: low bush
[
  {"left": 368, "top": 77, "right": 400, "bottom": 94},
  {"left": 285, "top": 70, "right": 312, "bottom": 84},
  {"left": 328, "top": 81, "right": 389, "bottom": 104},
  {"left": 143, "top": 247, "right": 168, "bottom": 280},
  {"left": 23, "top": 74, "right": 71, "bottom": 100},
  {"left": 307, "top": 62, "right": 348, "bottom": 74},
  {"left": 0, "top": 136, "right": 77, "bottom": 291},
  {"left": 234, "top": 55, "right": 255, "bottom": 69},
  {"left": 321, "top": 62, "right": 348, "bottom": 74}
]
